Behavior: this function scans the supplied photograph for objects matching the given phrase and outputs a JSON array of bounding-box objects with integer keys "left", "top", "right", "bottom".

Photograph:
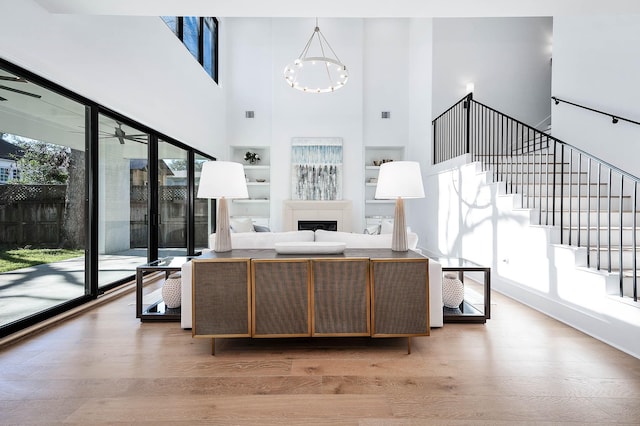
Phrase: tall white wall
[
  {"left": 432, "top": 17, "right": 553, "bottom": 126},
  {"left": 552, "top": 15, "right": 640, "bottom": 177},
  {"left": 363, "top": 19, "right": 410, "bottom": 147},
  {"left": 406, "top": 19, "right": 433, "bottom": 237},
  {"left": 226, "top": 18, "right": 423, "bottom": 232},
  {"left": 0, "top": 0, "right": 226, "bottom": 157},
  {"left": 271, "top": 19, "right": 364, "bottom": 232},
  {"left": 224, "top": 18, "right": 273, "bottom": 152}
]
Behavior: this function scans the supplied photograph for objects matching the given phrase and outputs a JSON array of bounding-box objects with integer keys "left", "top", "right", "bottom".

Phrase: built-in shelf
[
  {"left": 230, "top": 146, "right": 270, "bottom": 226},
  {"left": 363, "top": 146, "right": 405, "bottom": 228},
  {"left": 365, "top": 200, "right": 395, "bottom": 204},
  {"left": 233, "top": 199, "right": 269, "bottom": 204}
]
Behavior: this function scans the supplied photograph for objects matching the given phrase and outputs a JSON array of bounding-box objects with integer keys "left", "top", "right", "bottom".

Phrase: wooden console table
[{"left": 191, "top": 249, "right": 430, "bottom": 354}]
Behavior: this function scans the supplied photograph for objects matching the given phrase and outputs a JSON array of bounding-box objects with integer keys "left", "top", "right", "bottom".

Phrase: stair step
[
  {"left": 516, "top": 196, "right": 633, "bottom": 211},
  {"left": 586, "top": 247, "right": 640, "bottom": 271},
  {"left": 535, "top": 210, "right": 640, "bottom": 227},
  {"left": 511, "top": 183, "right": 609, "bottom": 196},
  {"left": 483, "top": 154, "right": 640, "bottom": 304}
]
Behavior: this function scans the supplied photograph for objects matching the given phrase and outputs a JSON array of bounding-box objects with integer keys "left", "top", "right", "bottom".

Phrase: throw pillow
[
  {"left": 380, "top": 219, "right": 394, "bottom": 234},
  {"left": 230, "top": 217, "right": 255, "bottom": 233},
  {"left": 364, "top": 225, "right": 380, "bottom": 235}
]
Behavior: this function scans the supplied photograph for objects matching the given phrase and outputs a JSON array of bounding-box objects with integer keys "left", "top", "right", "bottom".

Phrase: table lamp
[
  {"left": 197, "top": 161, "right": 249, "bottom": 252},
  {"left": 375, "top": 161, "right": 425, "bottom": 251}
]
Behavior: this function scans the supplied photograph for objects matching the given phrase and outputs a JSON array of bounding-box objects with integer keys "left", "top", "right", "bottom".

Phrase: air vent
[
  {"left": 381, "top": 111, "right": 391, "bottom": 119},
  {"left": 245, "top": 111, "right": 255, "bottom": 118}
]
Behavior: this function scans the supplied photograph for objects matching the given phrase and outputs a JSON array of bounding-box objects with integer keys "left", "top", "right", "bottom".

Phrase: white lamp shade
[
  {"left": 375, "top": 161, "right": 425, "bottom": 199},
  {"left": 197, "top": 161, "right": 249, "bottom": 199}
]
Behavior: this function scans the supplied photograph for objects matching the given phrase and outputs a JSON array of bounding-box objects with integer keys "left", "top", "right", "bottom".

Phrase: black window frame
[
  {"left": 0, "top": 57, "right": 216, "bottom": 338},
  {"left": 162, "top": 16, "right": 219, "bottom": 84}
]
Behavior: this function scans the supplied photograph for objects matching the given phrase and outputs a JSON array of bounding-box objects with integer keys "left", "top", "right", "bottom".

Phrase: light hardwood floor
[{"left": 1, "top": 278, "right": 639, "bottom": 425}]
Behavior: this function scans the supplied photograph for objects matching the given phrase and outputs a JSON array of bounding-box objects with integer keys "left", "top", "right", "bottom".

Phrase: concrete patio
[{"left": 0, "top": 249, "right": 187, "bottom": 327}]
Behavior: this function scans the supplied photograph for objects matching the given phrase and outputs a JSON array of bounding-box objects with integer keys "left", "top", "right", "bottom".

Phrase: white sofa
[{"left": 180, "top": 230, "right": 443, "bottom": 329}]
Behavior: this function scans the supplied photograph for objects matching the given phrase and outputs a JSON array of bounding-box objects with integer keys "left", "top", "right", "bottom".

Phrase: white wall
[
  {"left": 224, "top": 18, "right": 273, "bottom": 152},
  {"left": 228, "top": 18, "right": 427, "bottom": 232},
  {"left": 363, "top": 19, "right": 410, "bottom": 147},
  {"left": 552, "top": 15, "right": 640, "bottom": 177},
  {"left": 406, "top": 19, "right": 433, "bottom": 239},
  {"left": 0, "top": 0, "right": 226, "bottom": 157},
  {"left": 432, "top": 17, "right": 553, "bottom": 126}
]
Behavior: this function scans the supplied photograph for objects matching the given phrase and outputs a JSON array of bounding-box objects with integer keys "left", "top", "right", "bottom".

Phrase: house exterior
[{"left": 0, "top": 138, "right": 21, "bottom": 184}]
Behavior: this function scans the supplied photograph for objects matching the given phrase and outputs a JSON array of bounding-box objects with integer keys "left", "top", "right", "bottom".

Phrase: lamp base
[
  {"left": 214, "top": 197, "right": 232, "bottom": 252},
  {"left": 391, "top": 198, "right": 408, "bottom": 252}
]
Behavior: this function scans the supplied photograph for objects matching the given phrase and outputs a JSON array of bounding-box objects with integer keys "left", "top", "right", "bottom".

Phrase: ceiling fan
[
  {"left": 0, "top": 76, "right": 42, "bottom": 101},
  {"left": 100, "top": 121, "right": 148, "bottom": 144}
]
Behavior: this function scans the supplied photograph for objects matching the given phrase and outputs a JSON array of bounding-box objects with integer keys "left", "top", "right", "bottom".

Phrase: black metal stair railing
[{"left": 433, "top": 93, "right": 639, "bottom": 302}]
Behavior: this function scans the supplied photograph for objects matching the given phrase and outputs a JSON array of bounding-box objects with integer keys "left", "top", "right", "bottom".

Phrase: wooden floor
[{"left": 1, "top": 281, "right": 640, "bottom": 425}]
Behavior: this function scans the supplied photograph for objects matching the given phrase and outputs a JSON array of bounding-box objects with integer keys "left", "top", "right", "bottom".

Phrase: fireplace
[
  {"left": 283, "top": 200, "right": 352, "bottom": 232},
  {"left": 298, "top": 220, "right": 338, "bottom": 232}
]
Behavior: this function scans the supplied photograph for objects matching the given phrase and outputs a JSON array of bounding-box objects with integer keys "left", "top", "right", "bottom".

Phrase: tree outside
[{"left": 0, "top": 133, "right": 85, "bottom": 256}]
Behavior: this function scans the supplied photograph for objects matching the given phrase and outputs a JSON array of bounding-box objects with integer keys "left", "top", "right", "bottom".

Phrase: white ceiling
[{"left": 33, "top": 0, "right": 640, "bottom": 18}]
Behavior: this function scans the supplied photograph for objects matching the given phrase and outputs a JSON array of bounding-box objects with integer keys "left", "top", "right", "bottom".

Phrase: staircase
[
  {"left": 433, "top": 93, "right": 639, "bottom": 305},
  {"left": 483, "top": 148, "right": 639, "bottom": 302}
]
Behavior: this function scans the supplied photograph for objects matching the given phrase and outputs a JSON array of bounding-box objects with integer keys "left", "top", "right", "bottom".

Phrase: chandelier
[{"left": 283, "top": 19, "right": 349, "bottom": 93}]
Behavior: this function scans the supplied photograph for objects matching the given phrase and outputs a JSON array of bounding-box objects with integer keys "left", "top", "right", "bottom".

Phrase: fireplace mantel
[{"left": 283, "top": 200, "right": 352, "bottom": 232}]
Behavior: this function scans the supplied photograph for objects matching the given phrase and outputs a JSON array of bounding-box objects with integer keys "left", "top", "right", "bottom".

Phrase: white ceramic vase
[
  {"left": 162, "top": 273, "right": 182, "bottom": 309},
  {"left": 442, "top": 272, "right": 464, "bottom": 308}
]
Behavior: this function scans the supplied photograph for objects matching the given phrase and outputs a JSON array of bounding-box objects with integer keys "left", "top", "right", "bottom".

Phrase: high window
[{"left": 161, "top": 16, "right": 219, "bottom": 83}]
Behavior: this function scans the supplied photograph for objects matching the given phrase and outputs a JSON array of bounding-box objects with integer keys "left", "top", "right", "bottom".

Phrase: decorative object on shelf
[
  {"left": 375, "top": 161, "right": 425, "bottom": 251},
  {"left": 283, "top": 18, "right": 348, "bottom": 93},
  {"left": 442, "top": 272, "right": 465, "bottom": 308},
  {"left": 291, "top": 137, "right": 343, "bottom": 200},
  {"left": 256, "top": 178, "right": 266, "bottom": 183},
  {"left": 244, "top": 151, "right": 261, "bottom": 165},
  {"left": 373, "top": 160, "right": 382, "bottom": 166},
  {"left": 197, "top": 161, "right": 249, "bottom": 252},
  {"left": 162, "top": 272, "right": 182, "bottom": 309}
]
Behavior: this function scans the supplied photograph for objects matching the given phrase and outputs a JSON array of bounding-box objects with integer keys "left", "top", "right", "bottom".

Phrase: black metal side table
[
  {"left": 136, "top": 256, "right": 193, "bottom": 321},
  {"left": 434, "top": 257, "right": 491, "bottom": 324}
]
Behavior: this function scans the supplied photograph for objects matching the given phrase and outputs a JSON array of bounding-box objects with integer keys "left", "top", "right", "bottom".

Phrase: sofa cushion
[
  {"left": 314, "top": 229, "right": 418, "bottom": 250},
  {"left": 209, "top": 230, "right": 314, "bottom": 249},
  {"left": 230, "top": 217, "right": 255, "bottom": 233},
  {"left": 380, "top": 219, "right": 394, "bottom": 234}
]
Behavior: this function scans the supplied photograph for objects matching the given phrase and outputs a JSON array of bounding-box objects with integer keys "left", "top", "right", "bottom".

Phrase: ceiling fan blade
[
  {"left": 0, "top": 85, "right": 41, "bottom": 99},
  {"left": 0, "top": 76, "right": 27, "bottom": 83},
  {"left": 124, "top": 135, "right": 148, "bottom": 142},
  {"left": 0, "top": 96, "right": 6, "bottom": 101}
]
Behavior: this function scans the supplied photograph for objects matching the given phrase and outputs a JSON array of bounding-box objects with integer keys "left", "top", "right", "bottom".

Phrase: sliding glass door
[
  {"left": 0, "top": 65, "right": 87, "bottom": 329},
  {"left": 97, "top": 114, "right": 149, "bottom": 288},
  {"left": 194, "top": 153, "right": 213, "bottom": 251},
  {"left": 0, "top": 59, "right": 215, "bottom": 337},
  {"left": 158, "top": 140, "right": 188, "bottom": 256}
]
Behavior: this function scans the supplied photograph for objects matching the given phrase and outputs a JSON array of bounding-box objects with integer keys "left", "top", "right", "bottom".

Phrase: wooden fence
[
  {"left": 0, "top": 185, "right": 66, "bottom": 247},
  {"left": 130, "top": 185, "right": 210, "bottom": 248},
  {"left": 0, "top": 184, "right": 209, "bottom": 249}
]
